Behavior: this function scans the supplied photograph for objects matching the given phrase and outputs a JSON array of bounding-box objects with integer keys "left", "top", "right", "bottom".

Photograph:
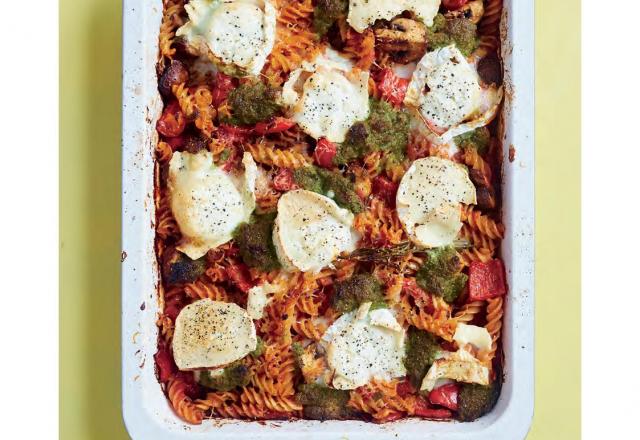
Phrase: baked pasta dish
[{"left": 153, "top": 0, "right": 508, "bottom": 425}]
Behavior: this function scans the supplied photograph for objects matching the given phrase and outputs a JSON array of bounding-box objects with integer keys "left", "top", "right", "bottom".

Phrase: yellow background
[{"left": 60, "top": 0, "right": 581, "bottom": 438}]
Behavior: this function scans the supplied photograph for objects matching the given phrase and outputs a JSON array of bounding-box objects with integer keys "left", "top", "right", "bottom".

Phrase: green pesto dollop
[
  {"left": 296, "top": 383, "right": 353, "bottom": 420},
  {"left": 291, "top": 342, "right": 305, "bottom": 370},
  {"left": 403, "top": 327, "right": 441, "bottom": 388},
  {"left": 416, "top": 246, "right": 468, "bottom": 304},
  {"left": 454, "top": 127, "right": 491, "bottom": 154},
  {"left": 225, "top": 82, "right": 282, "bottom": 126},
  {"left": 313, "top": 0, "right": 348, "bottom": 36},
  {"left": 196, "top": 361, "right": 251, "bottom": 391},
  {"left": 293, "top": 166, "right": 325, "bottom": 195},
  {"left": 293, "top": 166, "right": 363, "bottom": 214},
  {"left": 162, "top": 251, "right": 207, "bottom": 285},
  {"left": 332, "top": 273, "right": 386, "bottom": 313},
  {"left": 427, "top": 14, "right": 479, "bottom": 57},
  {"left": 336, "top": 99, "right": 410, "bottom": 165},
  {"left": 233, "top": 213, "right": 281, "bottom": 271},
  {"left": 457, "top": 380, "right": 502, "bottom": 421},
  {"left": 250, "top": 336, "right": 266, "bottom": 359}
]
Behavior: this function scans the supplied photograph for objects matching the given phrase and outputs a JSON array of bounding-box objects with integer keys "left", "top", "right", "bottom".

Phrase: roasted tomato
[
  {"left": 217, "top": 124, "right": 252, "bottom": 144},
  {"left": 377, "top": 68, "right": 409, "bottom": 107},
  {"left": 314, "top": 138, "right": 337, "bottom": 168},
  {"left": 159, "top": 60, "right": 189, "bottom": 97},
  {"left": 157, "top": 100, "right": 186, "bottom": 137},
  {"left": 372, "top": 175, "right": 399, "bottom": 206},
  {"left": 402, "top": 278, "right": 428, "bottom": 302},
  {"left": 211, "top": 72, "right": 235, "bottom": 107},
  {"left": 226, "top": 263, "right": 253, "bottom": 293},
  {"left": 272, "top": 168, "right": 297, "bottom": 191}
]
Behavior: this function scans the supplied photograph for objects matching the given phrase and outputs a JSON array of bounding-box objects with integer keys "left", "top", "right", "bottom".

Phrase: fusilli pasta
[{"left": 246, "top": 142, "right": 310, "bottom": 169}]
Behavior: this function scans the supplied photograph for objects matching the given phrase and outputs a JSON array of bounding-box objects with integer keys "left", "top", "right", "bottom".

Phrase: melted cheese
[
  {"left": 405, "top": 45, "right": 504, "bottom": 141},
  {"left": 176, "top": 0, "right": 276, "bottom": 76},
  {"left": 420, "top": 348, "right": 489, "bottom": 391},
  {"left": 246, "top": 283, "right": 278, "bottom": 319},
  {"left": 281, "top": 49, "right": 369, "bottom": 142},
  {"left": 453, "top": 323, "right": 492, "bottom": 355},
  {"left": 172, "top": 299, "right": 257, "bottom": 370},
  {"left": 396, "top": 156, "right": 476, "bottom": 248},
  {"left": 322, "top": 303, "right": 406, "bottom": 390},
  {"left": 168, "top": 151, "right": 257, "bottom": 259},
  {"left": 347, "top": 0, "right": 440, "bottom": 33},
  {"left": 369, "top": 308, "right": 403, "bottom": 332},
  {"left": 273, "top": 189, "right": 359, "bottom": 272}
]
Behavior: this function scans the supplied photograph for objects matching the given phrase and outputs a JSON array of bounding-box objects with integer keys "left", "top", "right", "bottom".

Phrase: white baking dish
[{"left": 121, "top": 1, "right": 534, "bottom": 438}]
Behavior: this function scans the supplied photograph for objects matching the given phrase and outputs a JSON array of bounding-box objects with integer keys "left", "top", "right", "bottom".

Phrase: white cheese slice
[
  {"left": 321, "top": 302, "right": 406, "bottom": 390},
  {"left": 405, "top": 45, "right": 503, "bottom": 141},
  {"left": 246, "top": 283, "right": 278, "bottom": 319},
  {"left": 420, "top": 348, "right": 489, "bottom": 391},
  {"left": 172, "top": 299, "right": 257, "bottom": 370},
  {"left": 168, "top": 151, "right": 257, "bottom": 260},
  {"left": 453, "top": 323, "right": 492, "bottom": 354},
  {"left": 405, "top": 45, "right": 481, "bottom": 134},
  {"left": 176, "top": 0, "right": 276, "bottom": 76},
  {"left": 396, "top": 156, "right": 476, "bottom": 247},
  {"left": 443, "top": 84, "right": 504, "bottom": 141},
  {"left": 273, "top": 189, "right": 359, "bottom": 272},
  {"left": 347, "top": 0, "right": 440, "bottom": 33},
  {"left": 281, "top": 49, "right": 369, "bottom": 142}
]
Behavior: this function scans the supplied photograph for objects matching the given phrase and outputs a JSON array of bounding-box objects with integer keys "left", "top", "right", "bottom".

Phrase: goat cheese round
[
  {"left": 347, "top": 0, "right": 440, "bottom": 33},
  {"left": 405, "top": 45, "right": 504, "bottom": 141},
  {"left": 396, "top": 156, "right": 476, "bottom": 248},
  {"left": 281, "top": 49, "right": 369, "bottom": 143},
  {"left": 273, "top": 189, "right": 359, "bottom": 272},
  {"left": 172, "top": 299, "right": 257, "bottom": 370},
  {"left": 176, "top": 0, "right": 276, "bottom": 76},
  {"left": 168, "top": 151, "right": 257, "bottom": 260},
  {"left": 321, "top": 302, "right": 406, "bottom": 390},
  {"left": 405, "top": 45, "right": 482, "bottom": 134}
]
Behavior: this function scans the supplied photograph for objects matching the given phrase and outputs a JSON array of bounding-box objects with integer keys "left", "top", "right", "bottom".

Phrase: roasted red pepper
[
  {"left": 396, "top": 379, "right": 416, "bottom": 398},
  {"left": 414, "top": 398, "right": 453, "bottom": 419},
  {"left": 428, "top": 383, "right": 459, "bottom": 411},
  {"left": 253, "top": 117, "right": 296, "bottom": 135},
  {"left": 154, "top": 342, "right": 176, "bottom": 383},
  {"left": 468, "top": 259, "right": 507, "bottom": 301}
]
